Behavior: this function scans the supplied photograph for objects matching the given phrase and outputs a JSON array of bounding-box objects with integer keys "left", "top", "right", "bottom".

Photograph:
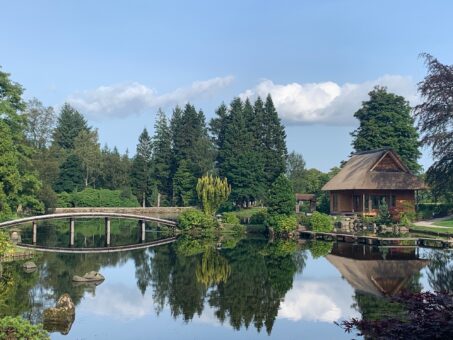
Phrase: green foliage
[
  {"left": 260, "top": 240, "right": 299, "bottom": 257},
  {"left": 267, "top": 214, "right": 298, "bottom": 234},
  {"left": 196, "top": 175, "right": 231, "bottom": 215},
  {"left": 52, "top": 103, "right": 90, "bottom": 150},
  {"left": 130, "top": 128, "right": 153, "bottom": 207},
  {"left": 351, "top": 86, "right": 421, "bottom": 173},
  {"left": 377, "top": 198, "right": 392, "bottom": 225},
  {"left": 267, "top": 174, "right": 295, "bottom": 216},
  {"left": 98, "top": 146, "right": 131, "bottom": 190},
  {"left": 151, "top": 109, "right": 173, "bottom": 203},
  {"left": 222, "top": 212, "right": 240, "bottom": 225},
  {"left": 57, "top": 188, "right": 139, "bottom": 207},
  {"left": 172, "top": 160, "right": 197, "bottom": 206},
  {"left": 24, "top": 98, "right": 55, "bottom": 149},
  {"left": 177, "top": 209, "right": 218, "bottom": 230},
  {"left": 0, "top": 316, "right": 49, "bottom": 340},
  {"left": 309, "top": 211, "right": 333, "bottom": 232},
  {"left": 250, "top": 210, "right": 267, "bottom": 225},
  {"left": 0, "top": 231, "right": 13, "bottom": 256},
  {"left": 53, "top": 154, "right": 84, "bottom": 193}
]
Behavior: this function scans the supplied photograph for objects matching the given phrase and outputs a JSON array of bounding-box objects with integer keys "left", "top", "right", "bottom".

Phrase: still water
[{"left": 2, "top": 219, "right": 452, "bottom": 339}]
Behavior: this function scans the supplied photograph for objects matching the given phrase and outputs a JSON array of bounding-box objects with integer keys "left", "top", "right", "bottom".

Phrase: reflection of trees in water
[
  {"left": 427, "top": 250, "right": 453, "bottom": 293},
  {"left": 3, "top": 235, "right": 306, "bottom": 335}
]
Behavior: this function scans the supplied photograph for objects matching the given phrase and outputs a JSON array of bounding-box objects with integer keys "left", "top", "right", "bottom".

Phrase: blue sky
[{"left": 1, "top": 0, "right": 452, "bottom": 171}]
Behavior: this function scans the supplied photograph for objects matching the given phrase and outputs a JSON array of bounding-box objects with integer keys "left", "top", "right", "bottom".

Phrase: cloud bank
[
  {"left": 67, "top": 75, "right": 234, "bottom": 120},
  {"left": 240, "top": 75, "right": 417, "bottom": 125}
]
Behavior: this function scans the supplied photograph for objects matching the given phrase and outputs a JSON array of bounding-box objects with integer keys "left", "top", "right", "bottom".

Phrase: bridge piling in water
[
  {"left": 69, "top": 218, "right": 75, "bottom": 246},
  {"left": 32, "top": 221, "right": 37, "bottom": 244},
  {"left": 105, "top": 217, "right": 111, "bottom": 246},
  {"left": 140, "top": 220, "right": 146, "bottom": 242}
]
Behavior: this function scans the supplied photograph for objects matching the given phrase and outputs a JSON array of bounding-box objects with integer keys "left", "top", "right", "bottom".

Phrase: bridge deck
[{"left": 0, "top": 212, "right": 177, "bottom": 229}]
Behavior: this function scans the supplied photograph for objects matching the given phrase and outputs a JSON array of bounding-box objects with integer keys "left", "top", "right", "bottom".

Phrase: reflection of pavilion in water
[{"left": 327, "top": 243, "right": 429, "bottom": 297}]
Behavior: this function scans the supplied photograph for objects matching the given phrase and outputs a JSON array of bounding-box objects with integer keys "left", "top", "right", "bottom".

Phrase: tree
[
  {"left": 130, "top": 128, "right": 153, "bottom": 207},
  {"left": 414, "top": 54, "right": 453, "bottom": 199},
  {"left": 196, "top": 175, "right": 231, "bottom": 216},
  {"left": 151, "top": 109, "right": 173, "bottom": 203},
  {"left": 53, "top": 154, "right": 85, "bottom": 193},
  {"left": 173, "top": 160, "right": 196, "bottom": 206},
  {"left": 351, "top": 86, "right": 421, "bottom": 173},
  {"left": 98, "top": 146, "right": 130, "bottom": 190},
  {"left": 286, "top": 151, "right": 307, "bottom": 193},
  {"left": 53, "top": 103, "right": 90, "bottom": 150},
  {"left": 267, "top": 174, "right": 295, "bottom": 216},
  {"left": 24, "top": 98, "right": 55, "bottom": 149},
  {"left": 73, "top": 129, "right": 101, "bottom": 187},
  {"left": 262, "top": 95, "right": 288, "bottom": 186}
]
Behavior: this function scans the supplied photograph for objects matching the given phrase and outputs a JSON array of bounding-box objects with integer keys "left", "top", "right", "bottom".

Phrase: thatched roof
[
  {"left": 295, "top": 194, "right": 316, "bottom": 201},
  {"left": 322, "top": 148, "right": 425, "bottom": 191},
  {"left": 326, "top": 254, "right": 428, "bottom": 297}
]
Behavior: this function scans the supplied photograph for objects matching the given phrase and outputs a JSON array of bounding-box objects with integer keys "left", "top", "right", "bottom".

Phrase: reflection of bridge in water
[
  {"left": 0, "top": 212, "right": 177, "bottom": 247},
  {"left": 16, "top": 236, "right": 177, "bottom": 254}
]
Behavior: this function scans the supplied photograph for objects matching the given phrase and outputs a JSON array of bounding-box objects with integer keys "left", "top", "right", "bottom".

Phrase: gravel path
[{"left": 413, "top": 215, "right": 453, "bottom": 228}]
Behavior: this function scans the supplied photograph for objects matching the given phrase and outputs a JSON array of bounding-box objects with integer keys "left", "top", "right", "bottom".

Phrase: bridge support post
[
  {"left": 105, "top": 217, "right": 111, "bottom": 246},
  {"left": 140, "top": 220, "right": 146, "bottom": 242},
  {"left": 32, "top": 221, "right": 37, "bottom": 244},
  {"left": 69, "top": 218, "right": 75, "bottom": 246}
]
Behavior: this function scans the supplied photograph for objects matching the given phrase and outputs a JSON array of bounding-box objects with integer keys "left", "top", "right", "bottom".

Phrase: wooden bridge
[
  {"left": 0, "top": 212, "right": 177, "bottom": 247},
  {"left": 300, "top": 230, "right": 453, "bottom": 249}
]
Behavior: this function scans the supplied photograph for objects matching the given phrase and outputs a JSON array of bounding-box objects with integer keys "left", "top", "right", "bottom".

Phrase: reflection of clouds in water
[
  {"left": 79, "top": 284, "right": 154, "bottom": 320},
  {"left": 279, "top": 279, "right": 359, "bottom": 322}
]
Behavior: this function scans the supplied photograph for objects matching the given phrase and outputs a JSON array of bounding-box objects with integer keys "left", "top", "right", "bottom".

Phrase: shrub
[
  {"left": 178, "top": 209, "right": 218, "bottom": 230},
  {"left": 222, "top": 212, "right": 240, "bottom": 225},
  {"left": 0, "top": 316, "right": 49, "bottom": 340},
  {"left": 267, "top": 214, "right": 298, "bottom": 234},
  {"left": 0, "top": 231, "right": 14, "bottom": 256},
  {"left": 377, "top": 199, "right": 392, "bottom": 225},
  {"left": 267, "top": 174, "right": 295, "bottom": 216},
  {"left": 309, "top": 211, "right": 333, "bottom": 232},
  {"left": 57, "top": 188, "right": 140, "bottom": 208}
]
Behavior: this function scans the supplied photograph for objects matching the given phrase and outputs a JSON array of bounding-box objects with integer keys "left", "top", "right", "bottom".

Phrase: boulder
[
  {"left": 43, "top": 293, "right": 75, "bottom": 335},
  {"left": 72, "top": 271, "right": 105, "bottom": 283},
  {"left": 22, "top": 261, "right": 37, "bottom": 273}
]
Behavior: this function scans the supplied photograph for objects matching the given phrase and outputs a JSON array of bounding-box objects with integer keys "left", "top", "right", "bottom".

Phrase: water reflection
[{"left": 1, "top": 225, "right": 453, "bottom": 339}]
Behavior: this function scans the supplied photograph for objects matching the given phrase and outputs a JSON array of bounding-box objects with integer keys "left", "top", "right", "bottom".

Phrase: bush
[
  {"left": 0, "top": 316, "right": 49, "bottom": 340},
  {"left": 178, "top": 209, "right": 218, "bottom": 230},
  {"left": 57, "top": 188, "right": 140, "bottom": 208},
  {"left": 0, "top": 231, "right": 14, "bottom": 256},
  {"left": 267, "top": 214, "right": 298, "bottom": 234},
  {"left": 222, "top": 212, "right": 240, "bottom": 225},
  {"left": 309, "top": 211, "right": 333, "bottom": 232},
  {"left": 418, "top": 203, "right": 453, "bottom": 219}
]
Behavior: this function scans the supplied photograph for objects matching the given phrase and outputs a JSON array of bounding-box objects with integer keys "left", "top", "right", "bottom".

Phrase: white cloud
[
  {"left": 240, "top": 75, "right": 417, "bottom": 125},
  {"left": 79, "top": 283, "right": 154, "bottom": 320},
  {"left": 67, "top": 76, "right": 234, "bottom": 120},
  {"left": 278, "top": 278, "right": 359, "bottom": 323}
]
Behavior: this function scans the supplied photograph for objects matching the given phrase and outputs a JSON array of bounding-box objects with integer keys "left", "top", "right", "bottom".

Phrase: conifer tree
[
  {"left": 130, "top": 128, "right": 153, "bottom": 207},
  {"left": 53, "top": 154, "right": 85, "bottom": 192},
  {"left": 151, "top": 109, "right": 173, "bottom": 204},
  {"left": 262, "top": 95, "right": 288, "bottom": 186},
  {"left": 351, "top": 86, "right": 421, "bottom": 172},
  {"left": 173, "top": 160, "right": 196, "bottom": 206},
  {"left": 53, "top": 103, "right": 90, "bottom": 150}
]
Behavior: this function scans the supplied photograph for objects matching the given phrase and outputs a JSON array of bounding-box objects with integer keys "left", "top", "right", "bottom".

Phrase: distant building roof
[
  {"left": 295, "top": 194, "right": 316, "bottom": 201},
  {"left": 322, "top": 149, "right": 426, "bottom": 191}
]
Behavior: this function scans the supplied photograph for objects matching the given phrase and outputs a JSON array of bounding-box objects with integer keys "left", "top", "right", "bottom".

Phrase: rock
[
  {"left": 72, "top": 271, "right": 105, "bottom": 283},
  {"left": 23, "top": 261, "right": 37, "bottom": 273},
  {"left": 43, "top": 293, "right": 75, "bottom": 335}
]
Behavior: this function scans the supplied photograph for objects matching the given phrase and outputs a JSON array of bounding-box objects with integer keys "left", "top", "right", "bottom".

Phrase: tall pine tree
[
  {"left": 351, "top": 86, "right": 421, "bottom": 172},
  {"left": 53, "top": 103, "right": 90, "bottom": 150},
  {"left": 151, "top": 109, "right": 173, "bottom": 204},
  {"left": 130, "top": 128, "right": 153, "bottom": 207}
]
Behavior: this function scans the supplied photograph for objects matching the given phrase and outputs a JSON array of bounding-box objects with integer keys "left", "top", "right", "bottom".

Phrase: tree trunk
[{"left": 142, "top": 192, "right": 146, "bottom": 208}]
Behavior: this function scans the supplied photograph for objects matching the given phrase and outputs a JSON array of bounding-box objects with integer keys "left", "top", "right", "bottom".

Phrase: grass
[
  {"left": 409, "top": 225, "right": 453, "bottom": 235},
  {"left": 435, "top": 218, "right": 453, "bottom": 228},
  {"left": 234, "top": 207, "right": 266, "bottom": 219}
]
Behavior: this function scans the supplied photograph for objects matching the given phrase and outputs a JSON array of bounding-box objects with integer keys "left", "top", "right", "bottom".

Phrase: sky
[{"left": 1, "top": 0, "right": 452, "bottom": 171}]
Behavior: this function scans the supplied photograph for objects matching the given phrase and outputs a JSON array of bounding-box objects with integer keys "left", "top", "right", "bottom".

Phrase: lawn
[
  {"left": 234, "top": 207, "right": 266, "bottom": 219},
  {"left": 435, "top": 218, "right": 453, "bottom": 228},
  {"left": 410, "top": 225, "right": 453, "bottom": 235}
]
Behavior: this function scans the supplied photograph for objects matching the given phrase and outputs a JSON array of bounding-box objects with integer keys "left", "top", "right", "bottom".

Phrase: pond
[{"left": 1, "top": 219, "right": 452, "bottom": 339}]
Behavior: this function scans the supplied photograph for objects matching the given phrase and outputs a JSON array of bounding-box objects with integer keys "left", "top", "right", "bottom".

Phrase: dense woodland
[{"left": 0, "top": 53, "right": 452, "bottom": 220}]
